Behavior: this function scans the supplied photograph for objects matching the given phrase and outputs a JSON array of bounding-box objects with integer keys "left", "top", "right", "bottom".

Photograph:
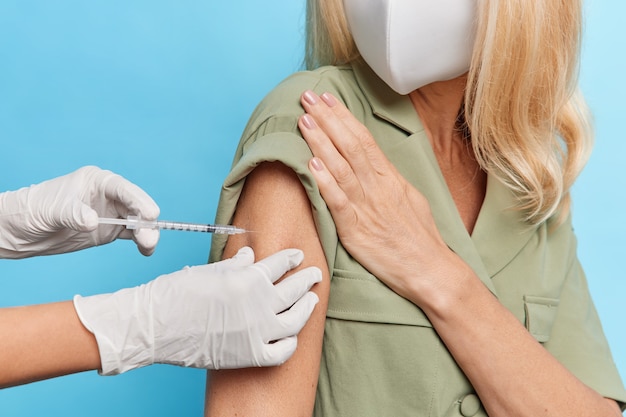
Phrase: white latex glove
[
  {"left": 0, "top": 165, "right": 160, "bottom": 259},
  {"left": 73, "top": 246, "right": 322, "bottom": 374}
]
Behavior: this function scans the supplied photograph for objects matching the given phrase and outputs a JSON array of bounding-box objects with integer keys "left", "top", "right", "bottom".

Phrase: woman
[{"left": 205, "top": 0, "right": 626, "bottom": 415}]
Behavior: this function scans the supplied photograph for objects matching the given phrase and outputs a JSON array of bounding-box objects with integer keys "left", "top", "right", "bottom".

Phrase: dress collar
[{"left": 352, "top": 60, "right": 424, "bottom": 135}]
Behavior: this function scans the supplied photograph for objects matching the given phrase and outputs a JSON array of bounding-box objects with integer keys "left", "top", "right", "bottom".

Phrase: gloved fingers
[
  {"left": 60, "top": 201, "right": 99, "bottom": 232},
  {"left": 174, "top": 247, "right": 256, "bottom": 276},
  {"left": 90, "top": 169, "right": 160, "bottom": 254},
  {"left": 29, "top": 167, "right": 100, "bottom": 233},
  {"left": 224, "top": 246, "right": 256, "bottom": 267},
  {"left": 268, "top": 291, "right": 319, "bottom": 341},
  {"left": 252, "top": 248, "right": 305, "bottom": 284},
  {"left": 113, "top": 223, "right": 160, "bottom": 256},
  {"left": 207, "top": 246, "right": 256, "bottom": 273},
  {"left": 132, "top": 228, "right": 160, "bottom": 256},
  {"left": 271, "top": 266, "right": 322, "bottom": 313},
  {"left": 117, "top": 228, "right": 134, "bottom": 241},
  {"left": 256, "top": 336, "right": 298, "bottom": 367},
  {"left": 100, "top": 169, "right": 160, "bottom": 221}
]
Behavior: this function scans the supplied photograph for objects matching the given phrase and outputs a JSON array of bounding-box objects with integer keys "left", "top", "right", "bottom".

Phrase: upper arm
[
  {"left": 204, "top": 161, "right": 331, "bottom": 417},
  {"left": 604, "top": 397, "right": 623, "bottom": 415}
]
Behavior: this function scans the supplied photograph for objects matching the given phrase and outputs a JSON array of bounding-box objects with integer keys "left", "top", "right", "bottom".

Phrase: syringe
[{"left": 98, "top": 215, "right": 247, "bottom": 235}]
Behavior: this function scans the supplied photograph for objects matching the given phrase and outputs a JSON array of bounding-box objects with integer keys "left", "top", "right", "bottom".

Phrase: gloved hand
[
  {"left": 0, "top": 165, "right": 160, "bottom": 259},
  {"left": 73, "top": 246, "right": 322, "bottom": 374}
]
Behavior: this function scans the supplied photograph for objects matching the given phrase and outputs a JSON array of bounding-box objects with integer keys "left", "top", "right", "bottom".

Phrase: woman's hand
[
  {"left": 299, "top": 89, "right": 624, "bottom": 417},
  {"left": 298, "top": 90, "right": 459, "bottom": 305}
]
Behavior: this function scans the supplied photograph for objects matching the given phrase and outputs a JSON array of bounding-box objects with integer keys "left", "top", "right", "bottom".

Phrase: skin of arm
[
  {"left": 299, "top": 90, "right": 622, "bottom": 417},
  {"left": 204, "top": 162, "right": 330, "bottom": 417},
  {"left": 0, "top": 301, "right": 101, "bottom": 388},
  {"left": 426, "top": 260, "right": 622, "bottom": 417}
]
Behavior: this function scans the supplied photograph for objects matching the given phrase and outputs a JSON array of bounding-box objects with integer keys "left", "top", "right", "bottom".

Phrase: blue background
[{"left": 0, "top": 0, "right": 623, "bottom": 415}]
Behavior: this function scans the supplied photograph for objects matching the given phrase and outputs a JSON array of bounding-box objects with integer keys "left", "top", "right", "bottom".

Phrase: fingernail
[
  {"left": 320, "top": 92, "right": 337, "bottom": 107},
  {"left": 310, "top": 157, "right": 324, "bottom": 171},
  {"left": 303, "top": 90, "right": 318, "bottom": 105},
  {"left": 302, "top": 114, "right": 317, "bottom": 129}
]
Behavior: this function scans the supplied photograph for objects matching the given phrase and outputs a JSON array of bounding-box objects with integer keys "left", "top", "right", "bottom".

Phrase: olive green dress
[{"left": 209, "top": 61, "right": 626, "bottom": 416}]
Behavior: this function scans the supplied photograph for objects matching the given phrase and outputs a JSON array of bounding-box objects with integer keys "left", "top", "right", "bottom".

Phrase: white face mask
[{"left": 343, "top": 0, "right": 476, "bottom": 95}]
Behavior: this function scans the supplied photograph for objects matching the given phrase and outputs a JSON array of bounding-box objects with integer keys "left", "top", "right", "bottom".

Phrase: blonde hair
[
  {"left": 304, "top": 0, "right": 357, "bottom": 69},
  {"left": 305, "top": 0, "right": 593, "bottom": 225}
]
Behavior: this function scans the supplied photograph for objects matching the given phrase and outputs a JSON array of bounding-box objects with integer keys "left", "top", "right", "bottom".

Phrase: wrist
[
  {"left": 410, "top": 251, "right": 478, "bottom": 321},
  {"left": 73, "top": 286, "right": 155, "bottom": 376},
  {"left": 0, "top": 189, "right": 29, "bottom": 259}
]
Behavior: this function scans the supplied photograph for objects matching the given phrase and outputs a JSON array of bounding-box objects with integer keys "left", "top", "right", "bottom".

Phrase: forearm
[
  {"left": 419, "top": 255, "right": 621, "bottom": 417},
  {"left": 0, "top": 301, "right": 101, "bottom": 387}
]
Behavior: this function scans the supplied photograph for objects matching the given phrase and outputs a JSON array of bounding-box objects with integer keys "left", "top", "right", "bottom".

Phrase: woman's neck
[
  {"left": 409, "top": 74, "right": 468, "bottom": 154},
  {"left": 409, "top": 74, "right": 486, "bottom": 234}
]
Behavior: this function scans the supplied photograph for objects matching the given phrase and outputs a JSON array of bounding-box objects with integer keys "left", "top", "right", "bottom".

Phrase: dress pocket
[
  {"left": 523, "top": 295, "right": 560, "bottom": 343},
  {"left": 326, "top": 268, "right": 433, "bottom": 327}
]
